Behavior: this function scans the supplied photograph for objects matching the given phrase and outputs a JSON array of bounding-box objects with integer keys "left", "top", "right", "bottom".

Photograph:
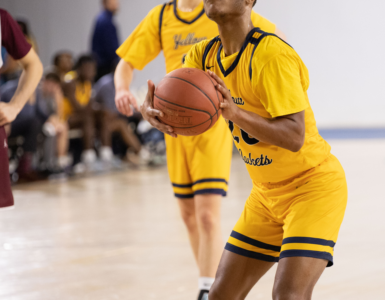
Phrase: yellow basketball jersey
[
  {"left": 62, "top": 81, "right": 92, "bottom": 120},
  {"left": 184, "top": 28, "right": 331, "bottom": 183},
  {"left": 116, "top": 0, "right": 276, "bottom": 74}
]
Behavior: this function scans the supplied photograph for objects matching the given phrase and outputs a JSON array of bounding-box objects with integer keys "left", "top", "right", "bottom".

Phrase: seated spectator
[
  {"left": 0, "top": 79, "right": 48, "bottom": 181},
  {"left": 52, "top": 51, "right": 74, "bottom": 83},
  {"left": 94, "top": 68, "right": 150, "bottom": 164},
  {"left": 40, "top": 72, "right": 70, "bottom": 172},
  {"left": 62, "top": 54, "right": 113, "bottom": 168}
]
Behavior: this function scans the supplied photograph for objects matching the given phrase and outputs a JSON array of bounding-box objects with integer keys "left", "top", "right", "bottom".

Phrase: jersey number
[{"left": 228, "top": 121, "right": 259, "bottom": 146}]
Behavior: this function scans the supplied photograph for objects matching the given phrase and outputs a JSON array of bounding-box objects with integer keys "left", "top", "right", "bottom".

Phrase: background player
[
  {"left": 0, "top": 8, "right": 43, "bottom": 209},
  {"left": 179, "top": 0, "right": 348, "bottom": 299},
  {"left": 114, "top": 1, "right": 285, "bottom": 298}
]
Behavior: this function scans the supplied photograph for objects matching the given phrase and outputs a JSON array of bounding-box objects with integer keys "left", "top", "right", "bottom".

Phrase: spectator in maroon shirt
[{"left": 0, "top": 9, "right": 43, "bottom": 208}]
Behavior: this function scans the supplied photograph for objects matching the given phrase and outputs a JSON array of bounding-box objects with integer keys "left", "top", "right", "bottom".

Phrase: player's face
[
  {"left": 79, "top": 62, "right": 96, "bottom": 82},
  {"left": 203, "top": 0, "right": 250, "bottom": 22}
]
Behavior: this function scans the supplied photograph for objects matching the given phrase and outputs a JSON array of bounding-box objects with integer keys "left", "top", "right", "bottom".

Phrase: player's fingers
[
  {"left": 216, "top": 84, "right": 231, "bottom": 100},
  {"left": 148, "top": 117, "right": 173, "bottom": 134},
  {"left": 122, "top": 98, "right": 133, "bottom": 116},
  {"left": 128, "top": 94, "right": 139, "bottom": 111},
  {"left": 147, "top": 80, "right": 156, "bottom": 105},
  {"left": 146, "top": 108, "right": 164, "bottom": 118},
  {"left": 220, "top": 102, "right": 230, "bottom": 109}
]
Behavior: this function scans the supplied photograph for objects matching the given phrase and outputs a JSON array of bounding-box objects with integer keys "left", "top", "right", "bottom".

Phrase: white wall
[{"left": 1, "top": 0, "right": 384, "bottom": 128}]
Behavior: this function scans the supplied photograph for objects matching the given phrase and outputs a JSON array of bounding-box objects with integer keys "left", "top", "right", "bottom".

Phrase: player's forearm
[
  {"left": 9, "top": 49, "right": 43, "bottom": 112},
  {"left": 231, "top": 108, "right": 305, "bottom": 152},
  {"left": 114, "top": 59, "right": 134, "bottom": 92}
]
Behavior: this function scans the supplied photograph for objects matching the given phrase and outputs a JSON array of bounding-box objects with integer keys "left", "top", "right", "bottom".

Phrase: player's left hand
[
  {"left": 0, "top": 102, "right": 21, "bottom": 126},
  {"left": 207, "top": 70, "right": 239, "bottom": 121}
]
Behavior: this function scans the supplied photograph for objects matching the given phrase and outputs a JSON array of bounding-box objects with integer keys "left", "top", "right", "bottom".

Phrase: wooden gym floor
[{"left": 0, "top": 139, "right": 384, "bottom": 299}]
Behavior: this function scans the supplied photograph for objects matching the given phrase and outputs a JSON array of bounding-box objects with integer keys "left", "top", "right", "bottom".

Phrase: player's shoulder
[
  {"left": 145, "top": 1, "right": 173, "bottom": 20},
  {"left": 252, "top": 29, "right": 299, "bottom": 68}
]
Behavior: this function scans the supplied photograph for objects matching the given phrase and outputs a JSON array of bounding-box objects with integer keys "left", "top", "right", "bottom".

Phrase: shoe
[{"left": 197, "top": 290, "right": 209, "bottom": 300}]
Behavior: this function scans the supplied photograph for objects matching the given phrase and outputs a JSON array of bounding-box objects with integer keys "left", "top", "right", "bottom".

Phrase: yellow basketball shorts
[
  {"left": 165, "top": 117, "right": 233, "bottom": 198},
  {"left": 225, "top": 154, "right": 348, "bottom": 267}
]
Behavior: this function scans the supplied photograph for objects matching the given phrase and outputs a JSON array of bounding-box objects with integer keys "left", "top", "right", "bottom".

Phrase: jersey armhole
[
  {"left": 159, "top": 2, "right": 172, "bottom": 49},
  {"left": 202, "top": 37, "right": 220, "bottom": 71}
]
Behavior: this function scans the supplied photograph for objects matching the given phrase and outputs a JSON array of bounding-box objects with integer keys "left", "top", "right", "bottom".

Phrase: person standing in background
[
  {"left": 0, "top": 8, "right": 43, "bottom": 208},
  {"left": 91, "top": 0, "right": 120, "bottom": 81}
]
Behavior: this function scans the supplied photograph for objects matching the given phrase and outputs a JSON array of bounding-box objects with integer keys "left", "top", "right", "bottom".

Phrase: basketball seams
[
  {"left": 166, "top": 76, "right": 218, "bottom": 114},
  {"left": 154, "top": 93, "right": 213, "bottom": 131}
]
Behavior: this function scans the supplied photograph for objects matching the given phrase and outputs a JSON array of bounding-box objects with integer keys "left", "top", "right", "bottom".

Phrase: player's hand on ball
[
  {"left": 0, "top": 102, "right": 21, "bottom": 126},
  {"left": 207, "top": 71, "right": 239, "bottom": 121},
  {"left": 140, "top": 80, "right": 177, "bottom": 138},
  {"left": 115, "top": 89, "right": 139, "bottom": 116}
]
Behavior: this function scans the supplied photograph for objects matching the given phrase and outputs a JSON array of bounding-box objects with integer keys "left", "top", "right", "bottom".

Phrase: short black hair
[
  {"left": 253, "top": 0, "right": 257, "bottom": 7},
  {"left": 53, "top": 51, "right": 72, "bottom": 66},
  {"left": 44, "top": 72, "right": 61, "bottom": 85},
  {"left": 75, "top": 54, "right": 96, "bottom": 69}
]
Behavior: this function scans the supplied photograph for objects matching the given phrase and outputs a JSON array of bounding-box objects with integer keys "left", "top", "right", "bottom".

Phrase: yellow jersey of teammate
[
  {"left": 116, "top": 0, "right": 276, "bottom": 197},
  {"left": 184, "top": 27, "right": 331, "bottom": 183},
  {"left": 117, "top": 0, "right": 275, "bottom": 74}
]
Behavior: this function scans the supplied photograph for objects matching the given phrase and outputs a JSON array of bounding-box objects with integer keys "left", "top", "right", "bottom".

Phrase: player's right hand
[
  {"left": 140, "top": 80, "right": 177, "bottom": 138},
  {"left": 115, "top": 89, "right": 139, "bottom": 116}
]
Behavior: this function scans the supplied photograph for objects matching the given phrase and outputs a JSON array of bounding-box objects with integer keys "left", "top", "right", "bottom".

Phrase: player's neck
[
  {"left": 218, "top": 18, "right": 254, "bottom": 56},
  {"left": 178, "top": 0, "right": 202, "bottom": 12}
]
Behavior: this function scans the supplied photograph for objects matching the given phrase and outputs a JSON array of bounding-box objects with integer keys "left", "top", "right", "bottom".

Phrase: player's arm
[
  {"left": 114, "top": 60, "right": 138, "bottom": 116},
  {"left": 114, "top": 5, "right": 163, "bottom": 116},
  {"left": 0, "top": 10, "right": 43, "bottom": 126}
]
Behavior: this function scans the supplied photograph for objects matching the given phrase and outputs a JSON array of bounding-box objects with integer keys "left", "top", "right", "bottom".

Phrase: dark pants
[
  {"left": 0, "top": 126, "right": 14, "bottom": 208},
  {"left": 10, "top": 117, "right": 42, "bottom": 153}
]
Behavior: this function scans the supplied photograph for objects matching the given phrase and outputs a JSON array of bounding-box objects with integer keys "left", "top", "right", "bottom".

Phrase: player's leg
[
  {"left": 272, "top": 257, "right": 327, "bottom": 300},
  {"left": 209, "top": 190, "right": 282, "bottom": 299},
  {"left": 272, "top": 154, "right": 348, "bottom": 299},
  {"left": 177, "top": 198, "right": 199, "bottom": 262},
  {"left": 209, "top": 250, "right": 275, "bottom": 300},
  {"left": 189, "top": 119, "right": 233, "bottom": 299},
  {"left": 194, "top": 194, "right": 223, "bottom": 277}
]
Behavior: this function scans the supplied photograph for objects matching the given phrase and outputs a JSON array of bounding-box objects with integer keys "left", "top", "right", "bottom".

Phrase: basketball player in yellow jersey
[
  {"left": 114, "top": 0, "right": 285, "bottom": 298},
  {"left": 179, "top": 0, "right": 348, "bottom": 299}
]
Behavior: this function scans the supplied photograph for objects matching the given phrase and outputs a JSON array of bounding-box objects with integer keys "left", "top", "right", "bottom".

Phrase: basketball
[{"left": 154, "top": 68, "right": 223, "bottom": 136}]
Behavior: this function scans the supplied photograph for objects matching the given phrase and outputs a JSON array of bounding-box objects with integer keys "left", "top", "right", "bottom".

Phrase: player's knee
[
  {"left": 273, "top": 285, "right": 309, "bottom": 300},
  {"left": 180, "top": 209, "right": 196, "bottom": 231},
  {"left": 197, "top": 210, "right": 217, "bottom": 233}
]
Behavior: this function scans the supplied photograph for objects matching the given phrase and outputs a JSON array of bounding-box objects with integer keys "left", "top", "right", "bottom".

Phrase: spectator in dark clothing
[{"left": 91, "top": 0, "right": 120, "bottom": 81}]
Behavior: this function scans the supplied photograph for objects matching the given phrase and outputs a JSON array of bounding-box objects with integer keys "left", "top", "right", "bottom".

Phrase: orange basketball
[{"left": 154, "top": 68, "right": 222, "bottom": 136}]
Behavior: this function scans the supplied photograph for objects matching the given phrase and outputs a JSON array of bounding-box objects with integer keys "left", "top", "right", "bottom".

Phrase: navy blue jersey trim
[
  {"left": 172, "top": 178, "right": 228, "bottom": 189},
  {"left": 280, "top": 250, "right": 334, "bottom": 267},
  {"left": 216, "top": 27, "right": 293, "bottom": 78},
  {"left": 173, "top": 0, "right": 205, "bottom": 24},
  {"left": 194, "top": 189, "right": 227, "bottom": 196},
  {"left": 225, "top": 243, "right": 279, "bottom": 263},
  {"left": 216, "top": 28, "right": 258, "bottom": 77},
  {"left": 231, "top": 231, "right": 281, "bottom": 252},
  {"left": 159, "top": 3, "right": 169, "bottom": 49},
  {"left": 175, "top": 193, "right": 195, "bottom": 199},
  {"left": 282, "top": 237, "right": 336, "bottom": 248},
  {"left": 202, "top": 37, "right": 220, "bottom": 71},
  {"left": 193, "top": 178, "right": 228, "bottom": 185},
  {"left": 172, "top": 183, "right": 193, "bottom": 188}
]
